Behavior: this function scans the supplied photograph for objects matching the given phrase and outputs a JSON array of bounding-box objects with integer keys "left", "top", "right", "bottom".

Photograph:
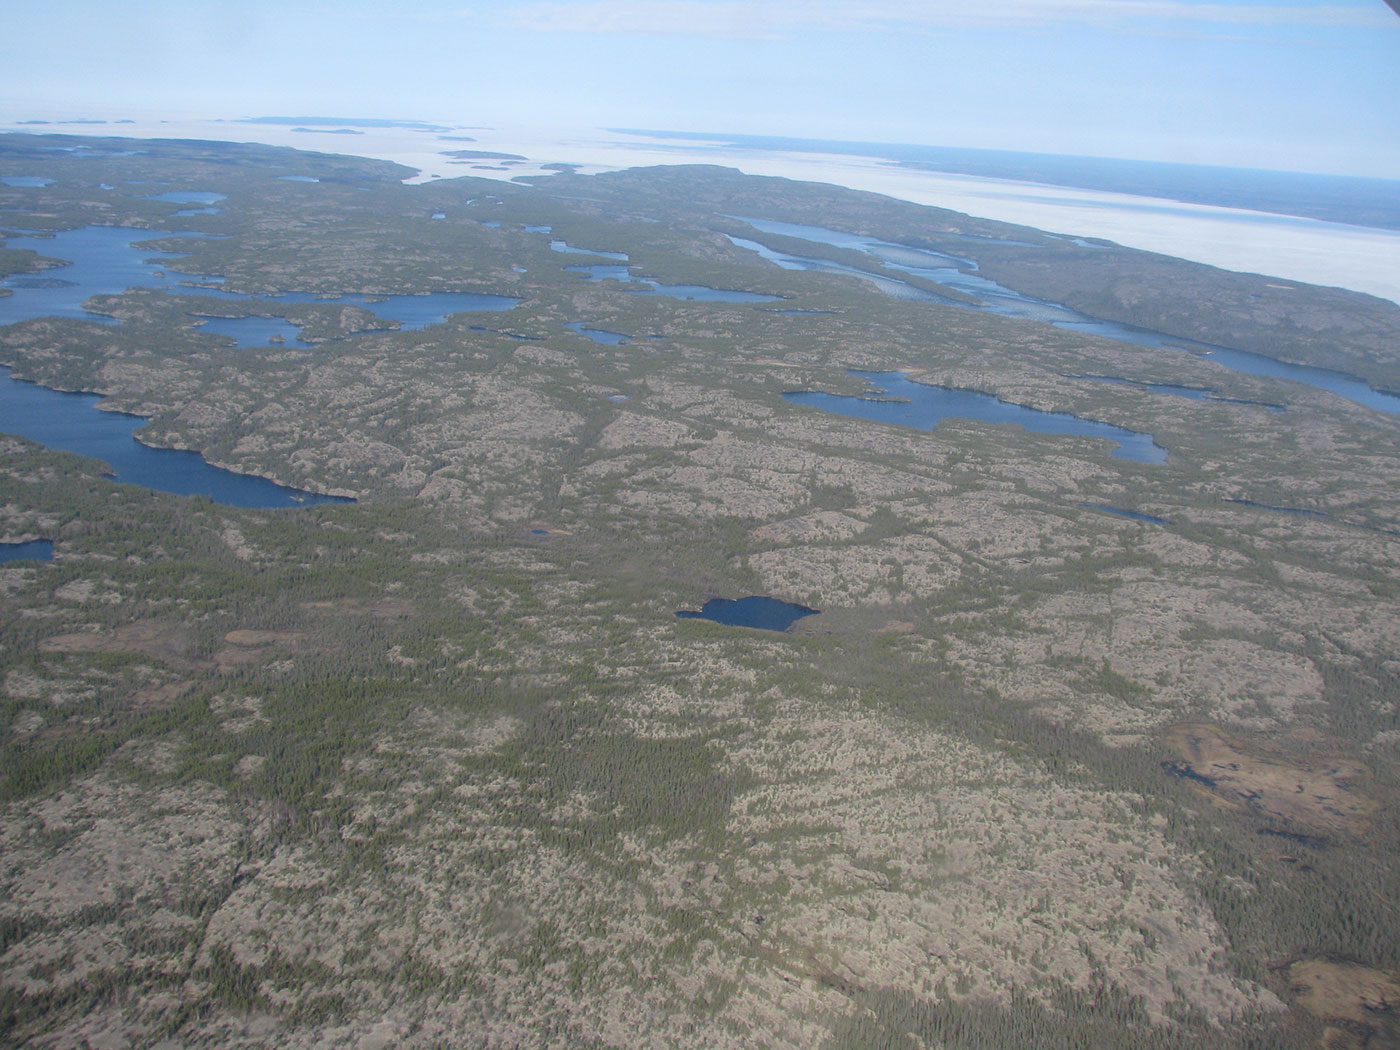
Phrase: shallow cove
[
  {"left": 787, "top": 370, "right": 1166, "bottom": 464},
  {"left": 676, "top": 596, "right": 819, "bottom": 632}
]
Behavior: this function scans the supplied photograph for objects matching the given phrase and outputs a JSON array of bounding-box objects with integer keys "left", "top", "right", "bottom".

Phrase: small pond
[
  {"left": 0, "top": 539, "right": 54, "bottom": 563},
  {"left": 786, "top": 370, "right": 1166, "bottom": 463},
  {"left": 676, "top": 596, "right": 819, "bottom": 632}
]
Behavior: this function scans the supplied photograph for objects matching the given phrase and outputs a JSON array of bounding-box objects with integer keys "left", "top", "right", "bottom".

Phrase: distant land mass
[
  {"left": 240, "top": 116, "right": 452, "bottom": 132},
  {"left": 614, "top": 129, "right": 1400, "bottom": 232}
]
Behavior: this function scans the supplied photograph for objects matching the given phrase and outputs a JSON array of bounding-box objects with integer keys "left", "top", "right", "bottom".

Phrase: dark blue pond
[
  {"left": 0, "top": 539, "right": 53, "bottom": 563},
  {"left": 1080, "top": 504, "right": 1168, "bottom": 524},
  {"left": 194, "top": 314, "right": 311, "bottom": 348},
  {"left": 567, "top": 265, "right": 779, "bottom": 303},
  {"left": 732, "top": 217, "right": 1400, "bottom": 416},
  {"left": 786, "top": 370, "right": 1166, "bottom": 464},
  {"left": 0, "top": 365, "right": 350, "bottom": 508},
  {"left": 676, "top": 595, "right": 819, "bottom": 632},
  {"left": 565, "top": 321, "right": 628, "bottom": 345}
]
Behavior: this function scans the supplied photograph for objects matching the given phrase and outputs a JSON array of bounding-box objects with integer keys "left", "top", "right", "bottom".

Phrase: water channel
[{"left": 785, "top": 370, "right": 1166, "bottom": 464}]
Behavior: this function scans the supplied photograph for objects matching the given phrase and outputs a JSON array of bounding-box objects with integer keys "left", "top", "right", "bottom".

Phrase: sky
[{"left": 2, "top": 0, "right": 1398, "bottom": 178}]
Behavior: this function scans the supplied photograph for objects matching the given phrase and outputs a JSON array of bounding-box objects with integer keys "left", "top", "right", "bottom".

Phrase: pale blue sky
[{"left": 4, "top": 0, "right": 1398, "bottom": 176}]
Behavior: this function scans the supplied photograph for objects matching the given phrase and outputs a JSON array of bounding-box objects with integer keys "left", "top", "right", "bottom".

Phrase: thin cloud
[{"left": 498, "top": 0, "right": 1394, "bottom": 38}]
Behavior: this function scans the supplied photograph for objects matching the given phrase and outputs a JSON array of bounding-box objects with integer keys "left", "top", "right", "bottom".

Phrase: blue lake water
[
  {"left": 566, "top": 264, "right": 780, "bottom": 303},
  {"left": 676, "top": 595, "right": 819, "bottom": 631},
  {"left": 787, "top": 370, "right": 1166, "bottom": 464},
  {"left": 0, "top": 539, "right": 54, "bottom": 563},
  {"left": 194, "top": 314, "right": 312, "bottom": 349},
  {"left": 278, "top": 175, "right": 320, "bottom": 183},
  {"left": 3, "top": 176, "right": 56, "bottom": 188},
  {"left": 732, "top": 217, "right": 1400, "bottom": 416},
  {"left": 0, "top": 226, "right": 204, "bottom": 325},
  {"left": 1080, "top": 504, "right": 1168, "bottom": 524},
  {"left": 250, "top": 291, "right": 520, "bottom": 330},
  {"left": 0, "top": 365, "right": 350, "bottom": 507},
  {"left": 565, "top": 321, "right": 629, "bottom": 345}
]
